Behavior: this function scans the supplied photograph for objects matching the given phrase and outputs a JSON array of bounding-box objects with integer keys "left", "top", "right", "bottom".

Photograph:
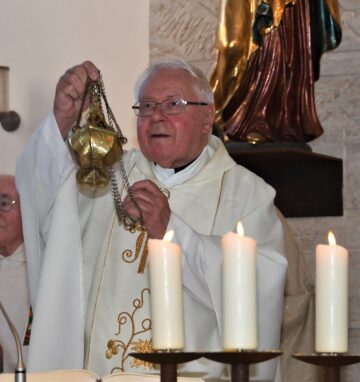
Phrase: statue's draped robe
[
  {"left": 17, "top": 113, "right": 291, "bottom": 380},
  {"left": 211, "top": 0, "right": 341, "bottom": 143}
]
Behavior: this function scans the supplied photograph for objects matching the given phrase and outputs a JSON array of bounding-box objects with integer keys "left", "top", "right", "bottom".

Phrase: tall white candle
[
  {"left": 222, "top": 222, "right": 257, "bottom": 350},
  {"left": 316, "top": 230, "right": 348, "bottom": 353},
  {"left": 0, "top": 66, "right": 9, "bottom": 112},
  {"left": 148, "top": 230, "right": 184, "bottom": 350}
]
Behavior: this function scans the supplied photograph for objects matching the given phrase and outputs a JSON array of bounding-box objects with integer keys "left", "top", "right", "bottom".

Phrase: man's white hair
[{"left": 134, "top": 59, "right": 214, "bottom": 104}]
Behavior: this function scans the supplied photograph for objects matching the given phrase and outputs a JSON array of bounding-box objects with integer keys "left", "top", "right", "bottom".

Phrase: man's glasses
[
  {"left": 132, "top": 97, "right": 208, "bottom": 117},
  {"left": 0, "top": 194, "right": 16, "bottom": 212}
]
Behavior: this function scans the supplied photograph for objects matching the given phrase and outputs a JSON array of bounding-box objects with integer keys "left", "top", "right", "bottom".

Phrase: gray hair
[{"left": 134, "top": 59, "right": 214, "bottom": 104}]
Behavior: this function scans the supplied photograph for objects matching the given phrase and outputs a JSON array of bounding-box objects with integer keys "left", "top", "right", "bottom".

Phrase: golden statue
[{"left": 210, "top": 0, "right": 341, "bottom": 143}]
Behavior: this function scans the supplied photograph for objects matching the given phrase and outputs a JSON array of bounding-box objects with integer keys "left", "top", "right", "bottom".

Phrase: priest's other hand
[
  {"left": 123, "top": 180, "right": 171, "bottom": 239},
  {"left": 54, "top": 60, "right": 99, "bottom": 138}
]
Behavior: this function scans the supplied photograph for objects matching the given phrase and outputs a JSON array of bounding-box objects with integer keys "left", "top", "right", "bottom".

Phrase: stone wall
[{"left": 150, "top": 0, "right": 360, "bottom": 380}]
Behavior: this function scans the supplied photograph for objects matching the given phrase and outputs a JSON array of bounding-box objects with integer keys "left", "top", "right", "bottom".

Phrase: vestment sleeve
[
  {"left": 167, "top": 213, "right": 220, "bottom": 309},
  {"left": 15, "top": 112, "right": 74, "bottom": 307}
]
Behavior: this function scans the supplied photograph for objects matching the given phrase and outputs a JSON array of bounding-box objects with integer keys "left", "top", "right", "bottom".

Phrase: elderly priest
[{"left": 16, "top": 59, "right": 288, "bottom": 381}]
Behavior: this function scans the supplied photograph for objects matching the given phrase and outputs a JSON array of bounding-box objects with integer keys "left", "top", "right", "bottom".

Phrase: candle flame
[
  {"left": 236, "top": 221, "right": 244, "bottom": 237},
  {"left": 163, "top": 230, "right": 174, "bottom": 242},
  {"left": 328, "top": 230, "right": 336, "bottom": 246}
]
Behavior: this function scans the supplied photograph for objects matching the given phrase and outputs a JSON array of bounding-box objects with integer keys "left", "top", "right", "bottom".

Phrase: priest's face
[
  {"left": 136, "top": 68, "right": 214, "bottom": 169},
  {"left": 0, "top": 175, "right": 23, "bottom": 257}
]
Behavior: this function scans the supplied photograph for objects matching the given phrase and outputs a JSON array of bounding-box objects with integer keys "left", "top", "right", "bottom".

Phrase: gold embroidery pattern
[
  {"left": 130, "top": 339, "right": 155, "bottom": 369},
  {"left": 122, "top": 249, "right": 135, "bottom": 263},
  {"left": 121, "top": 230, "right": 149, "bottom": 274},
  {"left": 136, "top": 231, "right": 148, "bottom": 274},
  {"left": 106, "top": 288, "right": 153, "bottom": 372}
]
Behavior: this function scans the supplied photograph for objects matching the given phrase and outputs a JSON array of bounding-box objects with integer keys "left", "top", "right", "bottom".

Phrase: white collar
[
  {"left": 151, "top": 144, "right": 214, "bottom": 188},
  {"left": 0, "top": 243, "right": 25, "bottom": 262}
]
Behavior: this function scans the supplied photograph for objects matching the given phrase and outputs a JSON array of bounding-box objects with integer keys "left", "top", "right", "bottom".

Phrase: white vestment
[
  {"left": 16, "top": 113, "right": 288, "bottom": 381},
  {"left": 0, "top": 244, "right": 30, "bottom": 372}
]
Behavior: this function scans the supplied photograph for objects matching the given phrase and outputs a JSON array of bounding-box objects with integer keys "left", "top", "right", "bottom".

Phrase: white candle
[
  {"left": 222, "top": 222, "right": 257, "bottom": 350},
  {"left": 0, "top": 66, "right": 9, "bottom": 112},
  {"left": 148, "top": 230, "right": 184, "bottom": 350},
  {"left": 316, "top": 230, "right": 348, "bottom": 353}
]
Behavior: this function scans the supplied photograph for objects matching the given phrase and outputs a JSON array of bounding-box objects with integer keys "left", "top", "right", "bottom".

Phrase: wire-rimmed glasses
[
  {"left": 0, "top": 193, "right": 16, "bottom": 212},
  {"left": 132, "top": 97, "right": 208, "bottom": 117}
]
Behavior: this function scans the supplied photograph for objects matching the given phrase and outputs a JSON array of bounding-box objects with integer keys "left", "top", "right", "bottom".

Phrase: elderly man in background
[
  {"left": 16, "top": 60, "right": 288, "bottom": 381},
  {"left": 0, "top": 175, "right": 30, "bottom": 372}
]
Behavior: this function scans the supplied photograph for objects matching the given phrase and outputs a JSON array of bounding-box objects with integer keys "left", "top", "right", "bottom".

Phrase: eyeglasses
[
  {"left": 0, "top": 193, "right": 16, "bottom": 212},
  {"left": 132, "top": 97, "right": 208, "bottom": 117}
]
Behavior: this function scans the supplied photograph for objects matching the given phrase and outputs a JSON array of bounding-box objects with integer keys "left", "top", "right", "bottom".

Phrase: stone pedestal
[{"left": 226, "top": 142, "right": 343, "bottom": 218}]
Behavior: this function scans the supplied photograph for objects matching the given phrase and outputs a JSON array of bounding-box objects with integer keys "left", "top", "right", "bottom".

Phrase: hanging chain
[
  {"left": 109, "top": 165, "right": 145, "bottom": 233},
  {"left": 97, "top": 75, "right": 145, "bottom": 232},
  {"left": 97, "top": 75, "right": 128, "bottom": 145}
]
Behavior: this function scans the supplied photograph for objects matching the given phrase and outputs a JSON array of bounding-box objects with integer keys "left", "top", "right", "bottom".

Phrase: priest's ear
[{"left": 203, "top": 104, "right": 216, "bottom": 135}]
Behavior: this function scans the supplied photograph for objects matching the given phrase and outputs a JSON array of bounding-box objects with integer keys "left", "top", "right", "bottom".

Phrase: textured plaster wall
[
  {"left": 0, "top": 0, "right": 149, "bottom": 174},
  {"left": 150, "top": 0, "right": 360, "bottom": 380}
]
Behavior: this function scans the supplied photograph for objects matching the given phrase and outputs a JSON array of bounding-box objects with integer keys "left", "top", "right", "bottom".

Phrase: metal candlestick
[
  {"left": 130, "top": 352, "right": 202, "bottom": 382},
  {"left": 130, "top": 350, "right": 282, "bottom": 382},
  {"left": 202, "top": 351, "right": 282, "bottom": 382},
  {"left": 293, "top": 353, "right": 360, "bottom": 382}
]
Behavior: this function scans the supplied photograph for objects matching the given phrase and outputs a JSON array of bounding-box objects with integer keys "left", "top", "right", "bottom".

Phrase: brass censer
[
  {"left": 68, "top": 75, "right": 127, "bottom": 190},
  {"left": 67, "top": 73, "right": 146, "bottom": 242}
]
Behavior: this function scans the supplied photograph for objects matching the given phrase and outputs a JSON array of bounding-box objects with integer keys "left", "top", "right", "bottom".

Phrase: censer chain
[{"left": 109, "top": 165, "right": 145, "bottom": 234}]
